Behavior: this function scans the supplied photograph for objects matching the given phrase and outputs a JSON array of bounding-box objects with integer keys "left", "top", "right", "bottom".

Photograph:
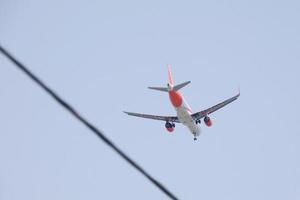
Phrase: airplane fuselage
[{"left": 168, "top": 90, "right": 201, "bottom": 137}]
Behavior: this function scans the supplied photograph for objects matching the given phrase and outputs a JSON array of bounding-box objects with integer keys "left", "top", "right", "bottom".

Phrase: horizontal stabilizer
[
  {"left": 148, "top": 86, "right": 168, "bottom": 92},
  {"left": 173, "top": 81, "right": 191, "bottom": 91}
]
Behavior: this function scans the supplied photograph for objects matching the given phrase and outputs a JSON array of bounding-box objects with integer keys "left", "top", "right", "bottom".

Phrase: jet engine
[
  {"left": 165, "top": 121, "right": 175, "bottom": 132},
  {"left": 204, "top": 116, "right": 212, "bottom": 127}
]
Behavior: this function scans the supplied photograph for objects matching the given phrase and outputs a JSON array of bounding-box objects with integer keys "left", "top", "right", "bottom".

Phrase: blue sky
[{"left": 0, "top": 0, "right": 299, "bottom": 199}]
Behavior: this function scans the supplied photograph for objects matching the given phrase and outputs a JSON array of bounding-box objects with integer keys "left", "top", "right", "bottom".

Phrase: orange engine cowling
[
  {"left": 166, "top": 127, "right": 174, "bottom": 132},
  {"left": 165, "top": 122, "right": 175, "bottom": 133},
  {"left": 204, "top": 116, "right": 212, "bottom": 127}
]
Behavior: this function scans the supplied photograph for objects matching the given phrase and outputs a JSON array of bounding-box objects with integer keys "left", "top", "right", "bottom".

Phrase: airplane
[{"left": 124, "top": 66, "right": 240, "bottom": 140}]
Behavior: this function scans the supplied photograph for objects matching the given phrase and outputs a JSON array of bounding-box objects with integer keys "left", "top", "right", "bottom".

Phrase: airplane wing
[
  {"left": 191, "top": 92, "right": 240, "bottom": 120},
  {"left": 124, "top": 111, "right": 180, "bottom": 123}
]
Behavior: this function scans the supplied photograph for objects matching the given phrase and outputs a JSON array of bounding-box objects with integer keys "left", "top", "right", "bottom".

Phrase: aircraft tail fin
[
  {"left": 148, "top": 65, "right": 190, "bottom": 92},
  {"left": 168, "top": 65, "right": 174, "bottom": 85}
]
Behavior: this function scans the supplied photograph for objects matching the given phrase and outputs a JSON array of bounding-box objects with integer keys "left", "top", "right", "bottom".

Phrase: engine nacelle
[
  {"left": 165, "top": 121, "right": 175, "bottom": 133},
  {"left": 204, "top": 116, "right": 212, "bottom": 127}
]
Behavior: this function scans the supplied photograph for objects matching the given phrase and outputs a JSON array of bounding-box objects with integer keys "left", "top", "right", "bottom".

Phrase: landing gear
[
  {"left": 193, "top": 132, "right": 197, "bottom": 141},
  {"left": 195, "top": 119, "right": 201, "bottom": 124}
]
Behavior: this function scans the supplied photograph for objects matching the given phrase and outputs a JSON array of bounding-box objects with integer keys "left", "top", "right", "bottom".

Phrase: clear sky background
[{"left": 0, "top": 0, "right": 299, "bottom": 199}]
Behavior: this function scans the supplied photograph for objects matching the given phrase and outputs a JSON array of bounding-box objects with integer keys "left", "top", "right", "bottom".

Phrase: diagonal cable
[{"left": 0, "top": 45, "right": 179, "bottom": 200}]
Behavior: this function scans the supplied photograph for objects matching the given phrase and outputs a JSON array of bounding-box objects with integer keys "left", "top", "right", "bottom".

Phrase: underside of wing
[
  {"left": 124, "top": 111, "right": 180, "bottom": 123},
  {"left": 191, "top": 92, "right": 240, "bottom": 120}
]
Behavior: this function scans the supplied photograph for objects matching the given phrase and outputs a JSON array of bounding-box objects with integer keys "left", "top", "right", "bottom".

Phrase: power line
[{"left": 0, "top": 45, "right": 179, "bottom": 200}]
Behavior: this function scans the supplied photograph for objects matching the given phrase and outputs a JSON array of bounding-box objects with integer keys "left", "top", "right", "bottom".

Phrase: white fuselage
[
  {"left": 175, "top": 98, "right": 201, "bottom": 137},
  {"left": 168, "top": 83, "right": 200, "bottom": 137}
]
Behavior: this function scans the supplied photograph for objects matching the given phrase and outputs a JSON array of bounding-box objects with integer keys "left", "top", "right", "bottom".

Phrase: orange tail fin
[{"left": 168, "top": 65, "right": 174, "bottom": 85}]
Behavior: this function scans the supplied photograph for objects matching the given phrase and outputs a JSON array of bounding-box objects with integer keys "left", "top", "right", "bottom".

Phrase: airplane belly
[{"left": 176, "top": 107, "right": 201, "bottom": 136}]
